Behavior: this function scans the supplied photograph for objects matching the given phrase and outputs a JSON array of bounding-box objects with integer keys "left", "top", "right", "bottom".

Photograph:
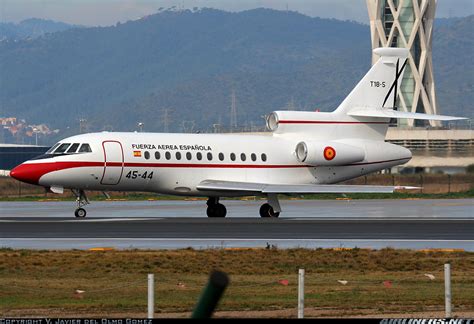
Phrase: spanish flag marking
[
  {"left": 323, "top": 146, "right": 336, "bottom": 161},
  {"left": 133, "top": 151, "right": 142, "bottom": 157}
]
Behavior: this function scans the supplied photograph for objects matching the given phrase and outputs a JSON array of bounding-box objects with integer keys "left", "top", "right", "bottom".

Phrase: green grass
[{"left": 0, "top": 248, "right": 473, "bottom": 317}]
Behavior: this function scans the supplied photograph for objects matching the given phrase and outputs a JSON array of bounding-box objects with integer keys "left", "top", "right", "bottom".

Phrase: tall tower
[
  {"left": 367, "top": 0, "right": 439, "bottom": 126},
  {"left": 230, "top": 90, "right": 237, "bottom": 130},
  {"left": 161, "top": 108, "right": 171, "bottom": 133}
]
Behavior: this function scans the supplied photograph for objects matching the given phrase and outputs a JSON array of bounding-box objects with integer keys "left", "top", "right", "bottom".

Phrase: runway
[{"left": 0, "top": 199, "right": 473, "bottom": 250}]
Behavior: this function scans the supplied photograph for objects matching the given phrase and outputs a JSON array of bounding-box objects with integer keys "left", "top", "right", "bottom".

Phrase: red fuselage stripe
[
  {"left": 278, "top": 120, "right": 390, "bottom": 125},
  {"left": 117, "top": 162, "right": 306, "bottom": 168},
  {"left": 13, "top": 157, "right": 410, "bottom": 185},
  {"left": 26, "top": 157, "right": 411, "bottom": 172}
]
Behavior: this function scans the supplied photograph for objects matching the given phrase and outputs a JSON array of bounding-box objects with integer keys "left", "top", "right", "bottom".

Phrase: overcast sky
[{"left": 1, "top": 0, "right": 473, "bottom": 26}]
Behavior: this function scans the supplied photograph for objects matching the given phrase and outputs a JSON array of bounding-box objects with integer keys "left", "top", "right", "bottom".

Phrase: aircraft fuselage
[{"left": 11, "top": 131, "right": 411, "bottom": 197}]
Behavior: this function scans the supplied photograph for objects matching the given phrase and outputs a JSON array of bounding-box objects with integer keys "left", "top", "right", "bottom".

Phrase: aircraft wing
[
  {"left": 348, "top": 108, "right": 466, "bottom": 121},
  {"left": 197, "top": 180, "right": 416, "bottom": 194}
]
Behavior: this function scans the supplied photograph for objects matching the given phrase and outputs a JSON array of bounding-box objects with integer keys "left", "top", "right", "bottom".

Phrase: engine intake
[{"left": 295, "top": 141, "right": 365, "bottom": 166}]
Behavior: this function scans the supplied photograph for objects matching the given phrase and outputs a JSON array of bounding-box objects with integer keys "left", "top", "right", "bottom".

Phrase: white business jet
[{"left": 10, "top": 48, "right": 464, "bottom": 218}]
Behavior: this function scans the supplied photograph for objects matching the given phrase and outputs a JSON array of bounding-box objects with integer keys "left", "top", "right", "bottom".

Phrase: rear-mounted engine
[{"left": 295, "top": 141, "right": 365, "bottom": 166}]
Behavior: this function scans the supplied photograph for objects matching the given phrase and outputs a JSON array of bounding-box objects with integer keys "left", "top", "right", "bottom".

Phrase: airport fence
[{"left": 1, "top": 262, "right": 472, "bottom": 318}]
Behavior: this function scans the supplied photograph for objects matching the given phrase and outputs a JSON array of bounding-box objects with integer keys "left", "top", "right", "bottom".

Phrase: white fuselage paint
[{"left": 29, "top": 131, "right": 411, "bottom": 197}]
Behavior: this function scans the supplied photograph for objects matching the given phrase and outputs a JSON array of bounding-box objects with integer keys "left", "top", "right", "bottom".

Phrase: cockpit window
[
  {"left": 46, "top": 143, "right": 60, "bottom": 154},
  {"left": 67, "top": 143, "right": 80, "bottom": 154},
  {"left": 78, "top": 143, "right": 92, "bottom": 153},
  {"left": 54, "top": 143, "right": 71, "bottom": 154},
  {"left": 32, "top": 142, "right": 92, "bottom": 160}
]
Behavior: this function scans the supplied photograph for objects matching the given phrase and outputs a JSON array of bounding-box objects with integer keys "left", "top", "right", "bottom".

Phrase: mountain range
[
  {"left": 0, "top": 9, "right": 472, "bottom": 140},
  {"left": 0, "top": 18, "right": 79, "bottom": 41}
]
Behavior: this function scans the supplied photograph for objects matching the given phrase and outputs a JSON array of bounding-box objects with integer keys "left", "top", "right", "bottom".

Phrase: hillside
[
  {"left": 433, "top": 15, "right": 474, "bottom": 120},
  {"left": 0, "top": 18, "right": 78, "bottom": 40},
  {"left": 0, "top": 9, "right": 471, "bottom": 140}
]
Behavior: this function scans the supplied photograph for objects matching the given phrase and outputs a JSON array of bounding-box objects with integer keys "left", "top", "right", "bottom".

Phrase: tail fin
[
  {"left": 335, "top": 47, "right": 408, "bottom": 114},
  {"left": 267, "top": 47, "right": 465, "bottom": 141},
  {"left": 336, "top": 47, "right": 465, "bottom": 122}
]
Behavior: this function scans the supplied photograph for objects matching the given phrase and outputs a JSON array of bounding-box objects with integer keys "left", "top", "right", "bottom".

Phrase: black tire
[
  {"left": 206, "top": 205, "right": 216, "bottom": 217},
  {"left": 259, "top": 203, "right": 270, "bottom": 218},
  {"left": 215, "top": 203, "right": 227, "bottom": 218},
  {"left": 74, "top": 208, "right": 87, "bottom": 218},
  {"left": 259, "top": 203, "right": 280, "bottom": 218},
  {"left": 207, "top": 203, "right": 227, "bottom": 218}
]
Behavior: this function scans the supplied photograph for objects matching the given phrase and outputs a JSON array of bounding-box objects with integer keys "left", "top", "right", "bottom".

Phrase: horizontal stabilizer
[
  {"left": 349, "top": 108, "right": 466, "bottom": 121},
  {"left": 197, "top": 180, "right": 418, "bottom": 194}
]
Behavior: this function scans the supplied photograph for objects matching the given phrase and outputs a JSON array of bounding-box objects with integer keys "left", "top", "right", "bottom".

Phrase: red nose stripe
[
  {"left": 10, "top": 162, "right": 101, "bottom": 185},
  {"left": 10, "top": 163, "right": 56, "bottom": 185}
]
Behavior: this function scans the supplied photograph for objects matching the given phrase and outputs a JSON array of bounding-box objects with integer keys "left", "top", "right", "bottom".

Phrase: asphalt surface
[
  {"left": 0, "top": 199, "right": 473, "bottom": 250},
  {"left": 1, "top": 199, "right": 473, "bottom": 218},
  {"left": 1, "top": 217, "right": 473, "bottom": 240}
]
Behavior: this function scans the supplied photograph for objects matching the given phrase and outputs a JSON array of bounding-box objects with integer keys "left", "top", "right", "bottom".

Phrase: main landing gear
[
  {"left": 206, "top": 195, "right": 281, "bottom": 218},
  {"left": 72, "top": 189, "right": 90, "bottom": 218},
  {"left": 259, "top": 194, "right": 281, "bottom": 218},
  {"left": 206, "top": 197, "right": 227, "bottom": 218},
  {"left": 259, "top": 203, "right": 280, "bottom": 218}
]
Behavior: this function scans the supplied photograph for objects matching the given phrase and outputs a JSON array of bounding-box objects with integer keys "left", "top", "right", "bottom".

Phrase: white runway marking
[
  {"left": 62, "top": 218, "right": 160, "bottom": 222},
  {"left": 288, "top": 217, "right": 474, "bottom": 221},
  {"left": 0, "top": 218, "right": 160, "bottom": 223}
]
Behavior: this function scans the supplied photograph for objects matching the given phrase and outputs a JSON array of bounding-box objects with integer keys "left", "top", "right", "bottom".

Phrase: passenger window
[
  {"left": 54, "top": 143, "right": 71, "bottom": 154},
  {"left": 207, "top": 153, "right": 213, "bottom": 161},
  {"left": 230, "top": 153, "right": 236, "bottom": 161},
  {"left": 176, "top": 152, "right": 182, "bottom": 160},
  {"left": 144, "top": 151, "right": 150, "bottom": 160},
  {"left": 67, "top": 143, "right": 80, "bottom": 154},
  {"left": 46, "top": 143, "right": 60, "bottom": 154},
  {"left": 261, "top": 153, "right": 267, "bottom": 162},
  {"left": 78, "top": 144, "right": 92, "bottom": 153},
  {"left": 165, "top": 152, "right": 171, "bottom": 160},
  {"left": 197, "top": 152, "right": 202, "bottom": 161},
  {"left": 241, "top": 153, "right": 246, "bottom": 162},
  {"left": 155, "top": 152, "right": 160, "bottom": 160},
  {"left": 186, "top": 152, "right": 192, "bottom": 160},
  {"left": 251, "top": 153, "right": 257, "bottom": 162},
  {"left": 219, "top": 153, "right": 224, "bottom": 161}
]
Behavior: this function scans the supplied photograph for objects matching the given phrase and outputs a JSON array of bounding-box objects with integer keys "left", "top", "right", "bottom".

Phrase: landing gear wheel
[
  {"left": 72, "top": 189, "right": 90, "bottom": 218},
  {"left": 259, "top": 203, "right": 280, "bottom": 218},
  {"left": 74, "top": 208, "right": 87, "bottom": 218},
  {"left": 207, "top": 203, "right": 227, "bottom": 218}
]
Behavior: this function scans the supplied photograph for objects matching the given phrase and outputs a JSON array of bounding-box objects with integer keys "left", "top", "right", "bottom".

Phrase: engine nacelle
[{"left": 295, "top": 141, "right": 365, "bottom": 166}]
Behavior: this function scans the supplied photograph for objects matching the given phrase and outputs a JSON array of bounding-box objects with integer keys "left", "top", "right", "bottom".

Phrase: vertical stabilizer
[{"left": 335, "top": 47, "right": 409, "bottom": 114}]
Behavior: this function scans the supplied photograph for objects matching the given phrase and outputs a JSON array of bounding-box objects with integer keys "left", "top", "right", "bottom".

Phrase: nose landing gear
[
  {"left": 206, "top": 197, "right": 227, "bottom": 218},
  {"left": 74, "top": 208, "right": 87, "bottom": 218},
  {"left": 72, "top": 189, "right": 90, "bottom": 218}
]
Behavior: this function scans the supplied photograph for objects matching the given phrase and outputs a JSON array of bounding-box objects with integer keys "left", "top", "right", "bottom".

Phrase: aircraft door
[{"left": 101, "top": 141, "right": 124, "bottom": 185}]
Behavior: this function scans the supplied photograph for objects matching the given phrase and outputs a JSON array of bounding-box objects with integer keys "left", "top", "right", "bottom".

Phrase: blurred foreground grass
[{"left": 0, "top": 248, "right": 473, "bottom": 317}]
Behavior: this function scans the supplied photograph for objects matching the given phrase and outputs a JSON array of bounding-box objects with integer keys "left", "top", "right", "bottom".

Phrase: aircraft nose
[{"left": 10, "top": 163, "right": 39, "bottom": 185}]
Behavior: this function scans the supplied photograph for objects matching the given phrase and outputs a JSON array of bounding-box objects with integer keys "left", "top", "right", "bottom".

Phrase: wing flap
[
  {"left": 349, "top": 108, "right": 466, "bottom": 121},
  {"left": 197, "top": 180, "right": 415, "bottom": 194},
  {"left": 197, "top": 180, "right": 265, "bottom": 193}
]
